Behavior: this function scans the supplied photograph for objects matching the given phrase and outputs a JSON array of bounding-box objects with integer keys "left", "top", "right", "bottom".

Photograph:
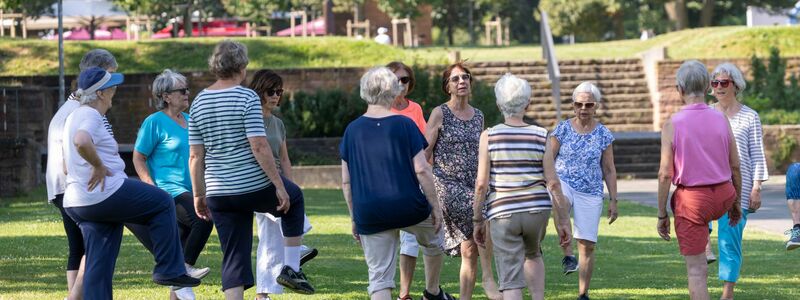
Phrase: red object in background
[
  {"left": 275, "top": 17, "right": 327, "bottom": 36},
  {"left": 151, "top": 20, "right": 249, "bottom": 39}
]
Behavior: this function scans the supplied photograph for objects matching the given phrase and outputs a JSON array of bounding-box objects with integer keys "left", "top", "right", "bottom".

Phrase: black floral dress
[{"left": 432, "top": 104, "right": 483, "bottom": 256}]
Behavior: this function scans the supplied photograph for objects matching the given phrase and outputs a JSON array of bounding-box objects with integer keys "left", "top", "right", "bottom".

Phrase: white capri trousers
[
  {"left": 560, "top": 180, "right": 604, "bottom": 243},
  {"left": 255, "top": 212, "right": 313, "bottom": 294}
]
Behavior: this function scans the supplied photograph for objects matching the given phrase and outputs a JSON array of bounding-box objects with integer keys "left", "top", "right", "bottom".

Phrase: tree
[
  {"left": 0, "top": 0, "right": 56, "bottom": 18},
  {"left": 113, "top": 0, "right": 226, "bottom": 37}
]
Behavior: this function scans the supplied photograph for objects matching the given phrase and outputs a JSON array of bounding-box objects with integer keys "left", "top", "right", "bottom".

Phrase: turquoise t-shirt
[{"left": 134, "top": 111, "right": 192, "bottom": 198}]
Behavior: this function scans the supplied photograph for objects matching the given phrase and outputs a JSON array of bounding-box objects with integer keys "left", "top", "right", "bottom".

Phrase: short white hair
[
  {"left": 494, "top": 73, "right": 531, "bottom": 118},
  {"left": 676, "top": 60, "right": 709, "bottom": 97},
  {"left": 152, "top": 69, "right": 187, "bottom": 110},
  {"left": 359, "top": 67, "right": 402, "bottom": 107},
  {"left": 79, "top": 92, "right": 99, "bottom": 105},
  {"left": 711, "top": 62, "right": 747, "bottom": 96},
  {"left": 572, "top": 81, "right": 602, "bottom": 102}
]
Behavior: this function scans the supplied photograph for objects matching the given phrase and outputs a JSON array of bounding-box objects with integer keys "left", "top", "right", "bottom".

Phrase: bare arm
[
  {"left": 424, "top": 107, "right": 443, "bottom": 162},
  {"left": 74, "top": 130, "right": 109, "bottom": 192},
  {"left": 601, "top": 145, "right": 618, "bottom": 224},
  {"left": 279, "top": 140, "right": 293, "bottom": 181},
  {"left": 543, "top": 136, "right": 571, "bottom": 247},
  {"left": 249, "top": 136, "right": 290, "bottom": 212},
  {"left": 727, "top": 123, "right": 743, "bottom": 224},
  {"left": 472, "top": 131, "right": 490, "bottom": 247},
  {"left": 657, "top": 121, "right": 674, "bottom": 241},
  {"left": 413, "top": 150, "right": 442, "bottom": 234},
  {"left": 341, "top": 160, "right": 359, "bottom": 241},
  {"left": 132, "top": 150, "right": 154, "bottom": 185},
  {"left": 189, "top": 144, "right": 210, "bottom": 220}
]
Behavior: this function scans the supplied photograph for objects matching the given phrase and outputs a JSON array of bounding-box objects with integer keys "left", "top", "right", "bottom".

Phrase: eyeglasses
[
  {"left": 398, "top": 76, "right": 411, "bottom": 84},
  {"left": 573, "top": 102, "right": 596, "bottom": 109},
  {"left": 711, "top": 79, "right": 731, "bottom": 88},
  {"left": 166, "top": 88, "right": 190, "bottom": 95},
  {"left": 449, "top": 73, "right": 471, "bottom": 83},
  {"left": 265, "top": 89, "right": 284, "bottom": 97}
]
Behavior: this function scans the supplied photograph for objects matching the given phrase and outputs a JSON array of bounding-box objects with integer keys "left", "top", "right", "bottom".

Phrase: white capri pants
[
  {"left": 255, "top": 212, "right": 313, "bottom": 294},
  {"left": 560, "top": 180, "right": 604, "bottom": 243}
]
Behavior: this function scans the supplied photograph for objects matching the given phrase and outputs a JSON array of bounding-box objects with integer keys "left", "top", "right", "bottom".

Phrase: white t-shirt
[
  {"left": 63, "top": 106, "right": 127, "bottom": 207},
  {"left": 45, "top": 99, "right": 80, "bottom": 201}
]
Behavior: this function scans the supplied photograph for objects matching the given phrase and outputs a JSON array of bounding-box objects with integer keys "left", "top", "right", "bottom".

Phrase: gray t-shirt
[{"left": 264, "top": 114, "right": 286, "bottom": 171}]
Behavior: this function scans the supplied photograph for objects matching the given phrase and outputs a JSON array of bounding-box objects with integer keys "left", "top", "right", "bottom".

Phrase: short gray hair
[
  {"left": 676, "top": 60, "right": 709, "bottom": 97},
  {"left": 494, "top": 73, "right": 531, "bottom": 118},
  {"left": 209, "top": 40, "right": 249, "bottom": 79},
  {"left": 359, "top": 67, "right": 402, "bottom": 107},
  {"left": 79, "top": 92, "right": 99, "bottom": 105},
  {"left": 152, "top": 69, "right": 187, "bottom": 110},
  {"left": 711, "top": 62, "right": 747, "bottom": 96},
  {"left": 79, "top": 49, "right": 118, "bottom": 71},
  {"left": 572, "top": 81, "right": 602, "bottom": 102}
]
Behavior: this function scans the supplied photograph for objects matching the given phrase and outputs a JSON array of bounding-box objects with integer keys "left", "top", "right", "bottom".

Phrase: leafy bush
[
  {"left": 743, "top": 47, "right": 800, "bottom": 125},
  {"left": 281, "top": 65, "right": 504, "bottom": 138},
  {"left": 760, "top": 109, "right": 800, "bottom": 125}
]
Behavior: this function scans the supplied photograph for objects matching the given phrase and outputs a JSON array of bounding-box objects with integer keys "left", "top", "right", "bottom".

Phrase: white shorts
[
  {"left": 254, "top": 213, "right": 313, "bottom": 294},
  {"left": 399, "top": 230, "right": 420, "bottom": 257},
  {"left": 560, "top": 180, "right": 604, "bottom": 243}
]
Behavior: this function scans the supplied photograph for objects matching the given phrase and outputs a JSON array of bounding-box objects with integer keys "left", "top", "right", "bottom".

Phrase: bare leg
[
  {"left": 721, "top": 281, "right": 735, "bottom": 299},
  {"left": 372, "top": 289, "right": 392, "bottom": 300},
  {"left": 479, "top": 228, "right": 502, "bottom": 300},
  {"left": 561, "top": 239, "right": 574, "bottom": 257},
  {"left": 224, "top": 286, "right": 244, "bottom": 300},
  {"left": 66, "top": 270, "right": 78, "bottom": 293},
  {"left": 459, "top": 240, "right": 479, "bottom": 300},
  {"left": 789, "top": 200, "right": 800, "bottom": 224},
  {"left": 502, "top": 289, "right": 523, "bottom": 300},
  {"left": 67, "top": 256, "right": 85, "bottom": 300},
  {"left": 399, "top": 254, "right": 417, "bottom": 298},
  {"left": 577, "top": 239, "right": 596, "bottom": 296},
  {"left": 422, "top": 252, "right": 443, "bottom": 298},
  {"left": 524, "top": 257, "right": 545, "bottom": 300},
  {"left": 685, "top": 254, "right": 710, "bottom": 300},
  {"left": 170, "top": 290, "right": 178, "bottom": 300},
  {"left": 255, "top": 294, "right": 271, "bottom": 300}
]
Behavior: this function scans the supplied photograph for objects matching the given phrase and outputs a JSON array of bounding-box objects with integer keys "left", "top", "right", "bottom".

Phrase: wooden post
[
  {"left": 290, "top": 14, "right": 295, "bottom": 38},
  {"left": 405, "top": 20, "right": 412, "bottom": 47},
  {"left": 301, "top": 11, "right": 307, "bottom": 37},
  {"left": 365, "top": 19, "right": 370, "bottom": 39},
  {"left": 21, "top": 15, "right": 27, "bottom": 39},
  {"left": 484, "top": 22, "right": 490, "bottom": 45},
  {"left": 495, "top": 18, "right": 502, "bottom": 46},
  {"left": 0, "top": 10, "right": 4, "bottom": 37},
  {"left": 347, "top": 20, "right": 352, "bottom": 37},
  {"left": 126, "top": 16, "right": 131, "bottom": 40},
  {"left": 392, "top": 19, "right": 398, "bottom": 46},
  {"left": 10, "top": 15, "right": 15, "bottom": 38}
]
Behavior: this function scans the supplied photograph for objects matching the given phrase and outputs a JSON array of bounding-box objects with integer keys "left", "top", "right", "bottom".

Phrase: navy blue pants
[
  {"left": 207, "top": 176, "right": 305, "bottom": 291},
  {"left": 66, "top": 179, "right": 186, "bottom": 300}
]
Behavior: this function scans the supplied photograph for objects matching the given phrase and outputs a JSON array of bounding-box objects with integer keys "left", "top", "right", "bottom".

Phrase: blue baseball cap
[{"left": 78, "top": 66, "right": 124, "bottom": 94}]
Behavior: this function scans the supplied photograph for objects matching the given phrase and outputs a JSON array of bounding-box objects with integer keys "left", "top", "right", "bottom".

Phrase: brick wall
[
  {"left": 656, "top": 57, "right": 800, "bottom": 128},
  {"left": 0, "top": 138, "right": 40, "bottom": 197}
]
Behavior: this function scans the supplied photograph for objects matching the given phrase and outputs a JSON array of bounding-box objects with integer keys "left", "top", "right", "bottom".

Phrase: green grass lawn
[
  {"left": 2, "top": 26, "right": 800, "bottom": 77},
  {"left": 1, "top": 187, "right": 798, "bottom": 299}
]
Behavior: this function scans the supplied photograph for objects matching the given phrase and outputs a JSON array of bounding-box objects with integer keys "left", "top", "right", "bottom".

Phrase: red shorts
[{"left": 670, "top": 182, "right": 736, "bottom": 256}]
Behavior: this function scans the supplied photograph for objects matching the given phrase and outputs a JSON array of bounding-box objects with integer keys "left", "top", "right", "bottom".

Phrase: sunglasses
[
  {"left": 573, "top": 102, "right": 596, "bottom": 109},
  {"left": 398, "top": 76, "right": 411, "bottom": 84},
  {"left": 265, "top": 89, "right": 284, "bottom": 97},
  {"left": 449, "top": 73, "right": 471, "bottom": 83},
  {"left": 711, "top": 79, "right": 731, "bottom": 88},
  {"left": 166, "top": 88, "right": 190, "bottom": 95}
]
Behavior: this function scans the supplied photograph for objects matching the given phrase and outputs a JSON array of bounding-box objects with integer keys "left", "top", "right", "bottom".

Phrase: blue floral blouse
[{"left": 552, "top": 120, "right": 615, "bottom": 197}]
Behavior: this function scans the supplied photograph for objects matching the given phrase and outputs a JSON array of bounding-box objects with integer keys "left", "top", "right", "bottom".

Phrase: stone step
[
  {"left": 528, "top": 99, "right": 652, "bottom": 111},
  {"left": 528, "top": 93, "right": 652, "bottom": 105},
  {"left": 474, "top": 72, "right": 645, "bottom": 83},
  {"left": 614, "top": 162, "right": 660, "bottom": 173},
  {"left": 526, "top": 108, "right": 653, "bottom": 121},
  {"left": 614, "top": 155, "right": 660, "bottom": 164},
  {"left": 470, "top": 58, "right": 641, "bottom": 69},
  {"left": 471, "top": 64, "right": 643, "bottom": 76},
  {"left": 530, "top": 85, "right": 650, "bottom": 96},
  {"left": 613, "top": 144, "right": 661, "bottom": 155},
  {"left": 617, "top": 171, "right": 659, "bottom": 179},
  {"left": 604, "top": 124, "right": 656, "bottom": 132}
]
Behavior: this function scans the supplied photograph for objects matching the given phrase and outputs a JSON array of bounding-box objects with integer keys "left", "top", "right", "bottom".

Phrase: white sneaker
[
  {"left": 174, "top": 287, "right": 196, "bottom": 300},
  {"left": 185, "top": 263, "right": 210, "bottom": 279}
]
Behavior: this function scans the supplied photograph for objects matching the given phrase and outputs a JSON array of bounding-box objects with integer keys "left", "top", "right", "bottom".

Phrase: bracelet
[
  {"left": 194, "top": 194, "right": 206, "bottom": 198},
  {"left": 657, "top": 214, "right": 669, "bottom": 220},
  {"left": 472, "top": 218, "right": 485, "bottom": 223}
]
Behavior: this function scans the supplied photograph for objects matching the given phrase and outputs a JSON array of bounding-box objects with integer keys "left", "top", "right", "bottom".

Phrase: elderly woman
[
  {"left": 386, "top": 61, "right": 427, "bottom": 300},
  {"left": 340, "top": 67, "right": 454, "bottom": 300},
  {"left": 62, "top": 67, "right": 200, "bottom": 300},
  {"left": 248, "top": 69, "right": 317, "bottom": 300},
  {"left": 426, "top": 62, "right": 501, "bottom": 300},
  {"left": 133, "top": 69, "right": 214, "bottom": 300},
  {"left": 704, "top": 62, "right": 769, "bottom": 300},
  {"left": 543, "top": 81, "right": 617, "bottom": 300},
  {"left": 188, "top": 40, "right": 312, "bottom": 300},
  {"left": 657, "top": 60, "right": 742, "bottom": 300},
  {"left": 472, "top": 74, "right": 567, "bottom": 300}
]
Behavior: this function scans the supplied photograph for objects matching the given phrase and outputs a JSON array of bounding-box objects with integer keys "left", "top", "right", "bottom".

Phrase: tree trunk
[
  {"left": 468, "top": 0, "right": 475, "bottom": 45},
  {"left": 664, "top": 0, "right": 689, "bottom": 30},
  {"left": 183, "top": 2, "right": 193, "bottom": 38},
  {"left": 89, "top": 16, "right": 96, "bottom": 40},
  {"left": 700, "top": 0, "right": 715, "bottom": 27},
  {"left": 447, "top": 0, "right": 455, "bottom": 45},
  {"left": 612, "top": 11, "right": 624, "bottom": 39}
]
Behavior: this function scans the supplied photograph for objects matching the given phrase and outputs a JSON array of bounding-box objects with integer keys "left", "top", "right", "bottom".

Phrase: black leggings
[
  {"left": 174, "top": 192, "right": 213, "bottom": 265},
  {"left": 54, "top": 194, "right": 157, "bottom": 271}
]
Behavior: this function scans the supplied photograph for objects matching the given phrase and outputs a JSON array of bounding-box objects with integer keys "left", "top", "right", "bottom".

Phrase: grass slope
[
  {"left": 1, "top": 187, "right": 798, "bottom": 299},
  {"left": 2, "top": 26, "right": 800, "bottom": 77}
]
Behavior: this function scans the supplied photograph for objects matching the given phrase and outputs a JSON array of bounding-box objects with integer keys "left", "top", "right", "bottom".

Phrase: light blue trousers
[{"left": 709, "top": 210, "right": 749, "bottom": 282}]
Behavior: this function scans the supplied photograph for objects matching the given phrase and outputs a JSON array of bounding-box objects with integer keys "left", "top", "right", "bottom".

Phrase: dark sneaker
[
  {"left": 153, "top": 274, "right": 201, "bottom": 288},
  {"left": 786, "top": 228, "right": 800, "bottom": 250},
  {"left": 300, "top": 246, "right": 318, "bottom": 266},
  {"left": 276, "top": 265, "right": 315, "bottom": 294},
  {"left": 578, "top": 294, "right": 590, "bottom": 300},
  {"left": 422, "top": 286, "right": 457, "bottom": 300},
  {"left": 562, "top": 255, "right": 578, "bottom": 275},
  {"left": 397, "top": 295, "right": 413, "bottom": 300}
]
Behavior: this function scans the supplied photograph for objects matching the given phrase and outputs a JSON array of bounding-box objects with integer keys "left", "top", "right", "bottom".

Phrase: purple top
[{"left": 671, "top": 103, "right": 732, "bottom": 186}]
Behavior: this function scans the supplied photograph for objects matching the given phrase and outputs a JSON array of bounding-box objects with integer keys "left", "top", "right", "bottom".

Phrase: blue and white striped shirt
[{"left": 188, "top": 86, "right": 270, "bottom": 197}]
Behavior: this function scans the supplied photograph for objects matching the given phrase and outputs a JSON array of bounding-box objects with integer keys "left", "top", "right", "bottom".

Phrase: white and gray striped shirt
[
  {"left": 188, "top": 86, "right": 270, "bottom": 197},
  {"left": 714, "top": 104, "right": 769, "bottom": 210}
]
